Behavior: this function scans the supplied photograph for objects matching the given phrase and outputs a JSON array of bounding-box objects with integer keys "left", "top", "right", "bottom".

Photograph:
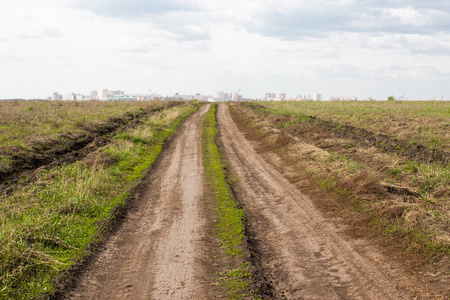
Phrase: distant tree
[{"left": 387, "top": 95, "right": 395, "bottom": 101}]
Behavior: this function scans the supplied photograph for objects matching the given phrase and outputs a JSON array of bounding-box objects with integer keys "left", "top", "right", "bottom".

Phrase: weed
[
  {"left": 404, "top": 161, "right": 419, "bottom": 173},
  {"left": 389, "top": 168, "right": 401, "bottom": 175}
]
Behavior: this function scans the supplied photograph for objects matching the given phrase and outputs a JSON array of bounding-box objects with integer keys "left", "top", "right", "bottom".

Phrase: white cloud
[{"left": 74, "top": 0, "right": 200, "bottom": 17}]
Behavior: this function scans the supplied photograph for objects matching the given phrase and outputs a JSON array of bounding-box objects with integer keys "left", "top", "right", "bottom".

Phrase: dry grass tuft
[
  {"left": 402, "top": 208, "right": 426, "bottom": 228},
  {"left": 381, "top": 205, "right": 408, "bottom": 219},
  {"left": 340, "top": 170, "right": 386, "bottom": 195},
  {"left": 274, "top": 130, "right": 290, "bottom": 148},
  {"left": 432, "top": 186, "right": 450, "bottom": 199},
  {"left": 81, "top": 151, "right": 118, "bottom": 170}
]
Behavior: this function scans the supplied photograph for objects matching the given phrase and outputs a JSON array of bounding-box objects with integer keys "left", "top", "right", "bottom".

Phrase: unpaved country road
[
  {"left": 217, "top": 103, "right": 428, "bottom": 299},
  {"left": 65, "top": 104, "right": 211, "bottom": 299}
]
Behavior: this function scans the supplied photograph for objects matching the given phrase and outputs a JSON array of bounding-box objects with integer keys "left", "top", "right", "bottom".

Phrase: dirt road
[
  {"left": 217, "top": 103, "right": 426, "bottom": 299},
  {"left": 65, "top": 104, "right": 211, "bottom": 299},
  {"left": 64, "top": 102, "right": 436, "bottom": 299}
]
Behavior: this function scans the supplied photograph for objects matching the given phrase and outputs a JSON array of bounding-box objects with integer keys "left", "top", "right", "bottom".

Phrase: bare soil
[
  {"left": 62, "top": 104, "right": 213, "bottom": 299},
  {"left": 216, "top": 103, "right": 441, "bottom": 299}
]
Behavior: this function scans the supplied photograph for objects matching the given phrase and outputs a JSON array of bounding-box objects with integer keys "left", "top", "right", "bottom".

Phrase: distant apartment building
[
  {"left": 217, "top": 91, "right": 227, "bottom": 102},
  {"left": 52, "top": 92, "right": 63, "bottom": 100},
  {"left": 89, "top": 90, "right": 98, "bottom": 100},
  {"left": 76, "top": 94, "right": 86, "bottom": 101},
  {"left": 106, "top": 90, "right": 125, "bottom": 100},
  {"left": 217, "top": 91, "right": 239, "bottom": 102},
  {"left": 265, "top": 93, "right": 276, "bottom": 100},
  {"left": 314, "top": 93, "right": 322, "bottom": 101},
  {"left": 279, "top": 93, "right": 286, "bottom": 100},
  {"left": 66, "top": 93, "right": 76, "bottom": 101},
  {"left": 100, "top": 89, "right": 108, "bottom": 101},
  {"left": 99, "top": 90, "right": 127, "bottom": 101}
]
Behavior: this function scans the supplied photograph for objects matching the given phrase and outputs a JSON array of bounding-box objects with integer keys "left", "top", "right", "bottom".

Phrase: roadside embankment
[{"left": 0, "top": 101, "right": 182, "bottom": 185}]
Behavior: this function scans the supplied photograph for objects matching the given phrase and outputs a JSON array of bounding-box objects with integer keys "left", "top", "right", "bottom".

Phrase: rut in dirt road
[
  {"left": 217, "top": 103, "right": 427, "bottom": 300},
  {"left": 65, "top": 104, "right": 211, "bottom": 299}
]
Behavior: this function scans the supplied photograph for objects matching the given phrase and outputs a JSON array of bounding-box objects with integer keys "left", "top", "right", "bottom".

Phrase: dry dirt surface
[
  {"left": 64, "top": 104, "right": 212, "bottom": 299},
  {"left": 217, "top": 103, "right": 434, "bottom": 299}
]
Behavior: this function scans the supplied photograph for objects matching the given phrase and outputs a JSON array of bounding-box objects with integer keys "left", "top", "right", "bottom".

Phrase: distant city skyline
[
  {"left": 44, "top": 89, "right": 343, "bottom": 102},
  {"left": 3, "top": 88, "right": 448, "bottom": 101},
  {"left": 1, "top": 86, "right": 448, "bottom": 101},
  {"left": 1, "top": 1, "right": 450, "bottom": 100}
]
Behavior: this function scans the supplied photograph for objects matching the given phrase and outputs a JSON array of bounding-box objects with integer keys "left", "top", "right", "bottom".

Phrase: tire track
[
  {"left": 65, "top": 104, "right": 210, "bottom": 299},
  {"left": 217, "top": 103, "right": 424, "bottom": 299}
]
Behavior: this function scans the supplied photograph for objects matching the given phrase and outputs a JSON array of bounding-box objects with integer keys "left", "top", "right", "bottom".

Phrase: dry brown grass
[
  {"left": 274, "top": 130, "right": 291, "bottom": 149},
  {"left": 81, "top": 151, "right": 118, "bottom": 171},
  {"left": 260, "top": 100, "right": 450, "bottom": 152},
  {"left": 339, "top": 171, "right": 386, "bottom": 196}
]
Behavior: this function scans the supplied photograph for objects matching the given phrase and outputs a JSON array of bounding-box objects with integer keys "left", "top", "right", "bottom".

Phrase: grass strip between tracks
[
  {"left": 0, "top": 101, "right": 201, "bottom": 299},
  {"left": 202, "top": 103, "right": 254, "bottom": 299}
]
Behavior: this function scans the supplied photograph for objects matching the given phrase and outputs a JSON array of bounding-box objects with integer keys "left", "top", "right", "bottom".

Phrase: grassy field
[
  {"left": 229, "top": 101, "right": 450, "bottom": 267},
  {"left": 201, "top": 104, "right": 254, "bottom": 299},
  {"left": 0, "top": 100, "right": 179, "bottom": 181},
  {"left": 0, "top": 100, "right": 200, "bottom": 299},
  {"left": 0, "top": 100, "right": 169, "bottom": 148},
  {"left": 260, "top": 100, "right": 450, "bottom": 151}
]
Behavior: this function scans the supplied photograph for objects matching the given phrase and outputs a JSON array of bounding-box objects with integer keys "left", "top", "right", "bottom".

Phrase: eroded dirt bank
[
  {"left": 1, "top": 104, "right": 179, "bottom": 186},
  {"left": 217, "top": 103, "right": 432, "bottom": 299},
  {"left": 64, "top": 104, "right": 211, "bottom": 299}
]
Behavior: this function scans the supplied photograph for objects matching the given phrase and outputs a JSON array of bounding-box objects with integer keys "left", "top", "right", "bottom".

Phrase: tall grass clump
[
  {"left": 0, "top": 101, "right": 200, "bottom": 299},
  {"left": 202, "top": 104, "right": 253, "bottom": 299}
]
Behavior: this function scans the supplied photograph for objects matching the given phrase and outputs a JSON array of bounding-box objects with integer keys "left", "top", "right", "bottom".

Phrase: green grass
[
  {"left": 0, "top": 101, "right": 200, "bottom": 299},
  {"left": 202, "top": 104, "right": 254, "bottom": 299}
]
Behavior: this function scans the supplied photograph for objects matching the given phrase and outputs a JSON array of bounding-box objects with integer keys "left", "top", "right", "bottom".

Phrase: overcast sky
[{"left": 1, "top": 0, "right": 450, "bottom": 100}]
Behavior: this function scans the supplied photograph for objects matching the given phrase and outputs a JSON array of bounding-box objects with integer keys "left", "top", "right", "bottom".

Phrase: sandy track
[
  {"left": 217, "top": 103, "right": 425, "bottom": 299},
  {"left": 65, "top": 104, "right": 210, "bottom": 299}
]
